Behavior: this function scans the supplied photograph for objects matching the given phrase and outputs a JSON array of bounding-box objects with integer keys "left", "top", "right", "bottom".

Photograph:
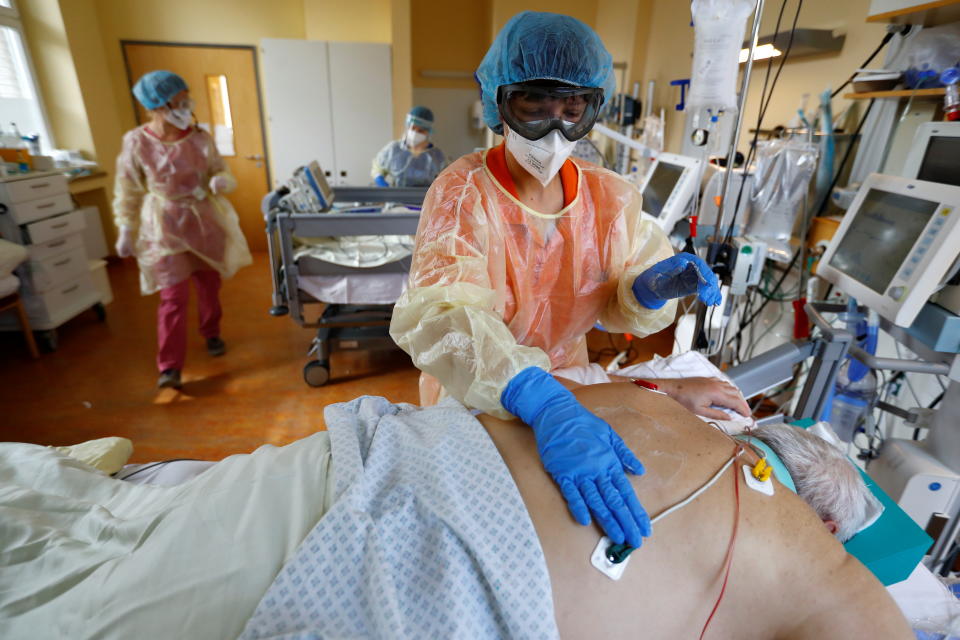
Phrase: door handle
[{"left": 244, "top": 154, "right": 264, "bottom": 161}]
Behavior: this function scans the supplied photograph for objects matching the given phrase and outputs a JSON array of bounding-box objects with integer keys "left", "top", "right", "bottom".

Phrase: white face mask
[
  {"left": 405, "top": 128, "right": 428, "bottom": 147},
  {"left": 504, "top": 124, "right": 577, "bottom": 187},
  {"left": 163, "top": 106, "right": 192, "bottom": 130}
]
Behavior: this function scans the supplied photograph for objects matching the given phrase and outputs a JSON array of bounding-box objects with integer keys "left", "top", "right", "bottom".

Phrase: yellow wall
[
  {"left": 91, "top": 0, "right": 305, "bottom": 143},
  {"left": 595, "top": 0, "right": 640, "bottom": 93},
  {"left": 391, "top": 0, "right": 413, "bottom": 137},
  {"left": 40, "top": 0, "right": 412, "bottom": 169},
  {"left": 304, "top": 0, "right": 392, "bottom": 42},
  {"left": 411, "top": 0, "right": 490, "bottom": 90},
  {"left": 491, "top": 0, "right": 598, "bottom": 36},
  {"left": 637, "top": 0, "right": 887, "bottom": 152}
]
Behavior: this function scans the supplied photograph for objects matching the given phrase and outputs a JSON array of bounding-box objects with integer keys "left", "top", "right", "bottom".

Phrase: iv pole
[{"left": 691, "top": 0, "right": 765, "bottom": 355}]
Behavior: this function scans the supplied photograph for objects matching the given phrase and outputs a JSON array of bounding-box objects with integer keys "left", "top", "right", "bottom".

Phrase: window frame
[{"left": 0, "top": 0, "right": 56, "bottom": 153}]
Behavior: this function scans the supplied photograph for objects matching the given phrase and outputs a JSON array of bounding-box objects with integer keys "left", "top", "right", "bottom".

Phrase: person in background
[
  {"left": 371, "top": 106, "right": 446, "bottom": 187},
  {"left": 113, "top": 70, "right": 252, "bottom": 390},
  {"left": 390, "top": 12, "right": 723, "bottom": 552}
]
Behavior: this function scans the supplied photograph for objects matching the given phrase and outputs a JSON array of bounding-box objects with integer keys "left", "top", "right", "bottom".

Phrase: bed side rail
[{"left": 284, "top": 212, "right": 421, "bottom": 237}]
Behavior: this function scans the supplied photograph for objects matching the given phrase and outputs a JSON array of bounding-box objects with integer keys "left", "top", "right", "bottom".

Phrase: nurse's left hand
[{"left": 633, "top": 253, "right": 722, "bottom": 308}]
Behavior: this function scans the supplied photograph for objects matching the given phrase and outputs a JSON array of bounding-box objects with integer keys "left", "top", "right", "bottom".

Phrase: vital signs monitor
[
  {"left": 901, "top": 122, "right": 960, "bottom": 188},
  {"left": 818, "top": 173, "right": 960, "bottom": 327},
  {"left": 638, "top": 153, "right": 703, "bottom": 233}
]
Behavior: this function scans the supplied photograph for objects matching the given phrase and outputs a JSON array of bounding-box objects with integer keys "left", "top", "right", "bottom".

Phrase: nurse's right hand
[
  {"left": 115, "top": 226, "right": 135, "bottom": 258},
  {"left": 501, "top": 367, "right": 652, "bottom": 548}
]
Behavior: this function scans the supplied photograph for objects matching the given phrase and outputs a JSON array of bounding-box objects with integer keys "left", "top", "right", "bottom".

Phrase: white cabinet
[
  {"left": 0, "top": 172, "right": 103, "bottom": 340},
  {"left": 261, "top": 39, "right": 393, "bottom": 188}
]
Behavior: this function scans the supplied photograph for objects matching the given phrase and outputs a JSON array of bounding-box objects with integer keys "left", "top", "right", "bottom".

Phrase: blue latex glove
[
  {"left": 374, "top": 175, "right": 389, "bottom": 188},
  {"left": 501, "top": 367, "right": 652, "bottom": 548},
  {"left": 632, "top": 252, "right": 722, "bottom": 309}
]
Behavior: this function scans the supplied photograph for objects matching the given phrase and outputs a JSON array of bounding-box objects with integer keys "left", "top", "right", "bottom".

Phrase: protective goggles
[{"left": 497, "top": 83, "right": 604, "bottom": 142}]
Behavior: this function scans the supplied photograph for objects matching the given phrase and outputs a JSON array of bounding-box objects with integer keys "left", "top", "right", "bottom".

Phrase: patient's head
[{"left": 751, "top": 424, "right": 876, "bottom": 542}]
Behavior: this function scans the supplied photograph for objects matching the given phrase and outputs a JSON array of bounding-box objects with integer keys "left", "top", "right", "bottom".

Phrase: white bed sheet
[
  {"left": 888, "top": 562, "right": 960, "bottom": 635},
  {"left": 298, "top": 272, "right": 407, "bottom": 305},
  {"left": 0, "top": 433, "right": 334, "bottom": 639}
]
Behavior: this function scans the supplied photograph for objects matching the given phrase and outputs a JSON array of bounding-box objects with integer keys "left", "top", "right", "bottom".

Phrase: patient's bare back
[{"left": 479, "top": 382, "right": 911, "bottom": 639}]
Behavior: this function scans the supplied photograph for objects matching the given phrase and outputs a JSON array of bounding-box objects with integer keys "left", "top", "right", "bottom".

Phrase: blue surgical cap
[
  {"left": 406, "top": 105, "right": 435, "bottom": 131},
  {"left": 132, "top": 71, "right": 188, "bottom": 110},
  {"left": 475, "top": 11, "right": 616, "bottom": 133}
]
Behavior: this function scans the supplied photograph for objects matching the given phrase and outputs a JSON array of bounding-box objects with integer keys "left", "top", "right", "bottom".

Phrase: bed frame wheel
[{"left": 303, "top": 360, "right": 330, "bottom": 387}]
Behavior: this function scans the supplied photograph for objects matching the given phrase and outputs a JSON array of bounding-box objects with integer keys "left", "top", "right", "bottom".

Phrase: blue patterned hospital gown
[{"left": 240, "top": 396, "right": 559, "bottom": 639}]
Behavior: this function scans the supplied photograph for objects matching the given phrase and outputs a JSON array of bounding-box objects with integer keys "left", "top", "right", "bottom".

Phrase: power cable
[{"left": 830, "top": 29, "right": 902, "bottom": 100}]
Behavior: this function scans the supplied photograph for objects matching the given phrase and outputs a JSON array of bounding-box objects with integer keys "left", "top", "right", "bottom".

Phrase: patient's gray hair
[{"left": 751, "top": 424, "right": 874, "bottom": 542}]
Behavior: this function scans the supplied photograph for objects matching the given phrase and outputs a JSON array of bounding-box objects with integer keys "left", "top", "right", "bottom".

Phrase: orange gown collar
[{"left": 485, "top": 143, "right": 578, "bottom": 207}]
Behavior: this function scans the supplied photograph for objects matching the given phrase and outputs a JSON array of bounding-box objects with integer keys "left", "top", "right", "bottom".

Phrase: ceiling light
[{"left": 739, "top": 43, "right": 782, "bottom": 63}]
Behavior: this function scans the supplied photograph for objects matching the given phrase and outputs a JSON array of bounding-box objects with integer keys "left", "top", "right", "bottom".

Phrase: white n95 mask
[
  {"left": 405, "top": 128, "right": 428, "bottom": 147},
  {"left": 505, "top": 124, "right": 577, "bottom": 187},
  {"left": 164, "top": 107, "right": 193, "bottom": 130}
]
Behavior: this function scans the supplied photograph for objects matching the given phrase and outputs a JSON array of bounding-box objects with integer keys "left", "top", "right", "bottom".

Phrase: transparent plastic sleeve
[{"left": 746, "top": 139, "right": 819, "bottom": 262}]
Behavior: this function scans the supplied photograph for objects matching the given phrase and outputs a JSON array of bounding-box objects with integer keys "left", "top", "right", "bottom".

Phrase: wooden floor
[
  {"left": 0, "top": 254, "right": 421, "bottom": 462},
  {"left": 0, "top": 253, "right": 673, "bottom": 463}
]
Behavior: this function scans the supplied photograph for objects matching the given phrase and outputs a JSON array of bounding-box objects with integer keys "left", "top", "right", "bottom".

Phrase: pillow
[{"left": 53, "top": 437, "right": 134, "bottom": 475}]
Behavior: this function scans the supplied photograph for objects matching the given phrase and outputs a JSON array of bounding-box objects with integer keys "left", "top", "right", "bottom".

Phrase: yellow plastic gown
[
  {"left": 113, "top": 126, "right": 252, "bottom": 295},
  {"left": 389, "top": 151, "right": 677, "bottom": 418}
]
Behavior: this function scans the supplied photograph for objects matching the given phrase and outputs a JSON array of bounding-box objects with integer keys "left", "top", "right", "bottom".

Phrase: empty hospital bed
[{"left": 263, "top": 186, "right": 426, "bottom": 386}]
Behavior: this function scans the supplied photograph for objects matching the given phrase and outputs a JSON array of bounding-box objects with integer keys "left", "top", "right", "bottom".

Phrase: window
[
  {"left": 205, "top": 74, "right": 235, "bottom": 156},
  {"left": 0, "top": 1, "right": 53, "bottom": 153}
]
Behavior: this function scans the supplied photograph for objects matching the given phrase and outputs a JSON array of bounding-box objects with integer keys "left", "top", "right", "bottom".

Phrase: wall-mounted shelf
[
  {"left": 844, "top": 88, "right": 946, "bottom": 99},
  {"left": 867, "top": 0, "right": 960, "bottom": 27}
]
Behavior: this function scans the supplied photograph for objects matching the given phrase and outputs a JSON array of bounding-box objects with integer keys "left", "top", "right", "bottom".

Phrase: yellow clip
[{"left": 752, "top": 458, "right": 772, "bottom": 482}]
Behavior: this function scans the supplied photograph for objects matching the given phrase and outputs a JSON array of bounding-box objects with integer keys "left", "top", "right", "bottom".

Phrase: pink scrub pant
[{"left": 156, "top": 270, "right": 222, "bottom": 372}]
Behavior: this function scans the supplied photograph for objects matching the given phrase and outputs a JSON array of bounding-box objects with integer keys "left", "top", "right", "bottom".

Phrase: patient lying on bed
[
  {"left": 1, "top": 384, "right": 911, "bottom": 639},
  {"left": 482, "top": 383, "right": 911, "bottom": 639}
]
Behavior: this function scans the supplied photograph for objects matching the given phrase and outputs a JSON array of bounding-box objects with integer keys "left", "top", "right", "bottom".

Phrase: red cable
[{"left": 699, "top": 445, "right": 742, "bottom": 640}]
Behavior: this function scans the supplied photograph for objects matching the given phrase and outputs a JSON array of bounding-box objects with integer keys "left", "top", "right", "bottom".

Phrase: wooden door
[{"left": 122, "top": 42, "right": 270, "bottom": 251}]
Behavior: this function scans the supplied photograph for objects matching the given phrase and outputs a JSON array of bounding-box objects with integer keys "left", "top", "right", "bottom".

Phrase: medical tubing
[
  {"left": 699, "top": 442, "right": 743, "bottom": 640},
  {"left": 115, "top": 458, "right": 201, "bottom": 480},
  {"left": 650, "top": 447, "right": 742, "bottom": 524},
  {"left": 830, "top": 30, "right": 898, "bottom": 99},
  {"left": 732, "top": 89, "right": 867, "bottom": 344},
  {"left": 814, "top": 99, "right": 875, "bottom": 216},
  {"left": 729, "top": 253, "right": 801, "bottom": 353}
]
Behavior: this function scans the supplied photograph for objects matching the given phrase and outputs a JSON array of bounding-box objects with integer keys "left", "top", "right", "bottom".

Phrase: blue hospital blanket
[{"left": 240, "top": 396, "right": 559, "bottom": 639}]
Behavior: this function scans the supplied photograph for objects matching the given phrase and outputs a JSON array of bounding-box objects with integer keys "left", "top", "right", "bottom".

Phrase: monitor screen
[
  {"left": 918, "top": 136, "right": 960, "bottom": 187},
  {"left": 828, "top": 189, "right": 939, "bottom": 294},
  {"left": 642, "top": 162, "right": 684, "bottom": 218}
]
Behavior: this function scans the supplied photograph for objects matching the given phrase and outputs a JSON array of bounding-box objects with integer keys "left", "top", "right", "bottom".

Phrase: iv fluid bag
[{"left": 688, "top": 0, "right": 757, "bottom": 111}]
